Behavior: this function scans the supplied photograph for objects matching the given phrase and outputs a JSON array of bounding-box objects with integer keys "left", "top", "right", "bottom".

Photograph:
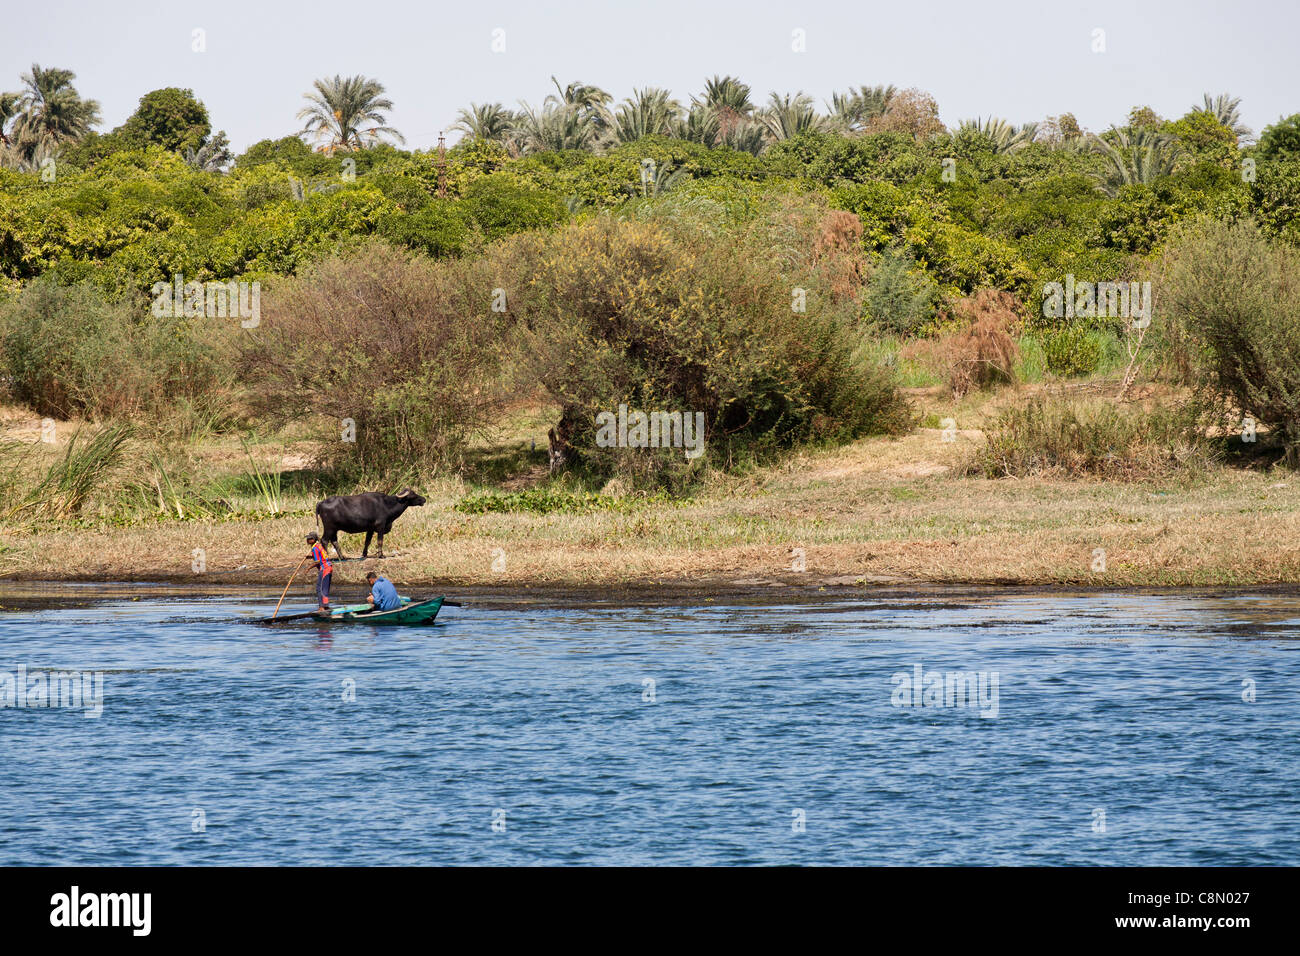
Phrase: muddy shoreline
[{"left": 1, "top": 574, "right": 1297, "bottom": 612}]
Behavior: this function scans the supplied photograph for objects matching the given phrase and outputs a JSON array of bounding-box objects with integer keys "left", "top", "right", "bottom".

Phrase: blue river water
[{"left": 1, "top": 588, "right": 1297, "bottom": 865}]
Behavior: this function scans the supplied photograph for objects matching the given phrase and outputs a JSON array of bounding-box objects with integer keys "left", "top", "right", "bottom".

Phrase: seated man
[{"left": 366, "top": 571, "right": 402, "bottom": 612}]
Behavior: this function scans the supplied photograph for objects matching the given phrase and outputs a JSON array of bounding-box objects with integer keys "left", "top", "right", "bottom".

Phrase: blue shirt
[{"left": 370, "top": 577, "right": 401, "bottom": 611}]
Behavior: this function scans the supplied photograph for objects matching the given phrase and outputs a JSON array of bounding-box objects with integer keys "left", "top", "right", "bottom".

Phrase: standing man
[
  {"left": 307, "top": 531, "right": 333, "bottom": 613},
  {"left": 366, "top": 571, "right": 401, "bottom": 612}
]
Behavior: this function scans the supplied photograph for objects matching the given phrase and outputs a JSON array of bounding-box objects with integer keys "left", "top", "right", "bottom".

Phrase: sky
[{"left": 3, "top": 0, "right": 1298, "bottom": 152}]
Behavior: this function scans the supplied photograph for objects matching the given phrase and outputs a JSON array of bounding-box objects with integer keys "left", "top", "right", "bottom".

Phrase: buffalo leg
[
  {"left": 362, "top": 531, "right": 374, "bottom": 559},
  {"left": 375, "top": 533, "right": 385, "bottom": 559},
  {"left": 327, "top": 531, "right": 345, "bottom": 561}
]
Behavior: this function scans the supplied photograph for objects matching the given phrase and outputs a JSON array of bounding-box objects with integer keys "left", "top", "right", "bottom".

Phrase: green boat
[
  {"left": 263, "top": 596, "right": 446, "bottom": 626},
  {"left": 324, "top": 596, "right": 444, "bottom": 625}
]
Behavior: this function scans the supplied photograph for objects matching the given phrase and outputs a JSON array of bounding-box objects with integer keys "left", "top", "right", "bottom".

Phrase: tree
[
  {"left": 116, "top": 88, "right": 210, "bottom": 153},
  {"left": 692, "top": 76, "right": 764, "bottom": 154},
  {"left": 1258, "top": 114, "right": 1300, "bottom": 163},
  {"left": 828, "top": 85, "right": 896, "bottom": 133},
  {"left": 11, "top": 63, "right": 101, "bottom": 160},
  {"left": 1088, "top": 128, "right": 1182, "bottom": 197},
  {"left": 1126, "top": 105, "right": 1164, "bottom": 131},
  {"left": 451, "top": 103, "right": 515, "bottom": 145},
  {"left": 0, "top": 91, "right": 20, "bottom": 146},
  {"left": 1166, "top": 110, "right": 1237, "bottom": 167},
  {"left": 297, "top": 75, "right": 404, "bottom": 153},
  {"left": 184, "top": 131, "right": 233, "bottom": 172},
  {"left": 547, "top": 78, "right": 612, "bottom": 130},
  {"left": 610, "top": 88, "right": 684, "bottom": 144},
  {"left": 863, "top": 88, "right": 945, "bottom": 141},
  {"left": 955, "top": 117, "right": 1038, "bottom": 154},
  {"left": 1192, "top": 93, "right": 1251, "bottom": 143},
  {"left": 512, "top": 100, "right": 597, "bottom": 153},
  {"left": 699, "top": 76, "right": 754, "bottom": 127},
  {"left": 1036, "top": 114, "right": 1085, "bottom": 147},
  {"left": 760, "top": 92, "right": 827, "bottom": 142}
]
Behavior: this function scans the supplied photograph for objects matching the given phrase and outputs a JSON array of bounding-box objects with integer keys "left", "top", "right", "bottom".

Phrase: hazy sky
[{"left": 4, "top": 0, "right": 1297, "bottom": 152}]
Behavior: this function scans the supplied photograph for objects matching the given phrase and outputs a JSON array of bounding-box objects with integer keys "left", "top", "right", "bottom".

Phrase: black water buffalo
[{"left": 315, "top": 488, "right": 426, "bottom": 559}]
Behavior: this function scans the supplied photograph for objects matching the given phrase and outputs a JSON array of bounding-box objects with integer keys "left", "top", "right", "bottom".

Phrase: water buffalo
[{"left": 315, "top": 488, "right": 426, "bottom": 560}]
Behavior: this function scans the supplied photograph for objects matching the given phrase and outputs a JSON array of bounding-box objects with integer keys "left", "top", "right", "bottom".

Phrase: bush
[
  {"left": 1043, "top": 325, "right": 1102, "bottom": 377},
  {"left": 242, "top": 241, "right": 509, "bottom": 476},
  {"left": 378, "top": 201, "right": 473, "bottom": 258},
  {"left": 0, "top": 276, "right": 230, "bottom": 420},
  {"left": 491, "top": 200, "right": 912, "bottom": 484},
  {"left": 863, "top": 247, "right": 940, "bottom": 334},
  {"left": 459, "top": 176, "right": 567, "bottom": 242},
  {"left": 1159, "top": 217, "right": 1300, "bottom": 465},
  {"left": 970, "top": 396, "right": 1215, "bottom": 479},
  {"left": 936, "top": 289, "right": 1021, "bottom": 396}
]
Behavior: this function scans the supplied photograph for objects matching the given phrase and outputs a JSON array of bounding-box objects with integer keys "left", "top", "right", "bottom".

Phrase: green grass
[
  {"left": 3, "top": 424, "right": 132, "bottom": 522},
  {"left": 455, "top": 486, "right": 686, "bottom": 515},
  {"left": 855, "top": 334, "right": 943, "bottom": 388}
]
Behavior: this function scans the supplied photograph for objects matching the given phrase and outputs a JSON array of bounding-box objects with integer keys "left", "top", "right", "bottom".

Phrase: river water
[{"left": 1, "top": 586, "right": 1297, "bottom": 865}]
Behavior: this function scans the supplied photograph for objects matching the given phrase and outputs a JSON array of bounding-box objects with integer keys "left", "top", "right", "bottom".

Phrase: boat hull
[{"left": 320, "top": 597, "right": 444, "bottom": 626}]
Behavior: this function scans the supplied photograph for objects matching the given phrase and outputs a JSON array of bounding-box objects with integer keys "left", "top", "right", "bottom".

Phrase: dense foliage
[{"left": 1, "top": 68, "right": 1298, "bottom": 482}]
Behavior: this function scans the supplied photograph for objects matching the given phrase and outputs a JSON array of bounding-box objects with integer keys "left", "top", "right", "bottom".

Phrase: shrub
[
  {"left": 1043, "top": 325, "right": 1102, "bottom": 377},
  {"left": 863, "top": 247, "right": 940, "bottom": 334},
  {"left": 378, "top": 201, "right": 473, "bottom": 258},
  {"left": 970, "top": 396, "right": 1215, "bottom": 479},
  {"left": 936, "top": 289, "right": 1020, "bottom": 396},
  {"left": 459, "top": 176, "right": 567, "bottom": 242},
  {"left": 242, "top": 241, "right": 509, "bottom": 476},
  {"left": 0, "top": 276, "right": 230, "bottom": 420},
  {"left": 491, "top": 202, "right": 912, "bottom": 484},
  {"left": 1159, "top": 217, "right": 1300, "bottom": 466}
]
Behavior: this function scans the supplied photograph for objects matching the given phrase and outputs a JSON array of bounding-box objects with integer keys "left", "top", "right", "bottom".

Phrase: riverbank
[
  {"left": 4, "top": 426, "right": 1299, "bottom": 591},
  {"left": 4, "top": 382, "right": 1300, "bottom": 591}
]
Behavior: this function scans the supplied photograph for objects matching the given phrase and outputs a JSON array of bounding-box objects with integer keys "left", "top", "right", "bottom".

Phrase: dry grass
[{"left": 3, "top": 390, "right": 1300, "bottom": 591}]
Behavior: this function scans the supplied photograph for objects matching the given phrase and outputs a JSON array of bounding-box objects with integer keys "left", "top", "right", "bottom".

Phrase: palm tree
[
  {"left": 0, "top": 139, "right": 58, "bottom": 173},
  {"left": 759, "top": 92, "right": 827, "bottom": 142},
  {"left": 545, "top": 77, "right": 613, "bottom": 145},
  {"left": 451, "top": 102, "right": 515, "bottom": 144},
  {"left": 0, "top": 91, "right": 21, "bottom": 146},
  {"left": 700, "top": 75, "right": 753, "bottom": 112},
  {"left": 297, "top": 75, "right": 404, "bottom": 153},
  {"left": 11, "top": 64, "right": 100, "bottom": 159},
  {"left": 828, "top": 84, "right": 895, "bottom": 133},
  {"left": 956, "top": 116, "right": 1038, "bottom": 153},
  {"left": 1088, "top": 128, "right": 1183, "bottom": 197},
  {"left": 682, "top": 76, "right": 765, "bottom": 154},
  {"left": 546, "top": 77, "right": 611, "bottom": 114},
  {"left": 512, "top": 100, "right": 596, "bottom": 153},
  {"left": 679, "top": 104, "right": 720, "bottom": 146},
  {"left": 720, "top": 121, "right": 767, "bottom": 156},
  {"left": 1193, "top": 92, "right": 1252, "bottom": 143},
  {"left": 610, "top": 88, "right": 684, "bottom": 144},
  {"left": 637, "top": 159, "right": 689, "bottom": 197},
  {"left": 184, "top": 131, "right": 232, "bottom": 172},
  {"left": 698, "top": 75, "right": 754, "bottom": 135},
  {"left": 691, "top": 75, "right": 769, "bottom": 153}
]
